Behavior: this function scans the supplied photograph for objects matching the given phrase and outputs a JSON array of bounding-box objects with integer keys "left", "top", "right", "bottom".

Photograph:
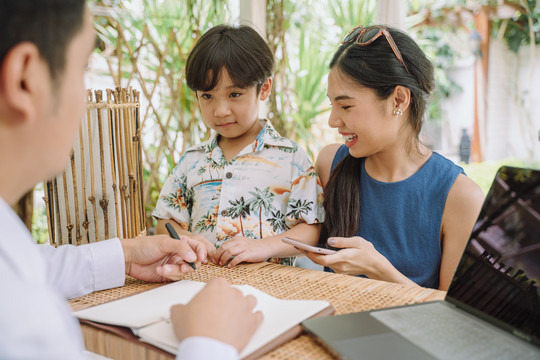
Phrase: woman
[{"left": 305, "top": 25, "right": 484, "bottom": 290}]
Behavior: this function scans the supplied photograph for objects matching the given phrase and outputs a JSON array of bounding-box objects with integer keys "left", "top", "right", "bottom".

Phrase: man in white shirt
[{"left": 0, "top": 1, "right": 262, "bottom": 359}]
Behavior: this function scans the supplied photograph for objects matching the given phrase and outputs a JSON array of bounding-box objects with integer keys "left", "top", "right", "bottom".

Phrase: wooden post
[
  {"left": 87, "top": 90, "right": 99, "bottom": 241},
  {"left": 79, "top": 123, "right": 90, "bottom": 244},
  {"left": 107, "top": 88, "right": 122, "bottom": 238},
  {"left": 12, "top": 191, "right": 33, "bottom": 233},
  {"left": 95, "top": 90, "right": 110, "bottom": 239},
  {"left": 471, "top": 8, "right": 490, "bottom": 162}
]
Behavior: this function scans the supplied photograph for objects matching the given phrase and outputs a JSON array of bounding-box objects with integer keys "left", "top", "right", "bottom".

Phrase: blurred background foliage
[{"left": 29, "top": 0, "right": 539, "bottom": 240}]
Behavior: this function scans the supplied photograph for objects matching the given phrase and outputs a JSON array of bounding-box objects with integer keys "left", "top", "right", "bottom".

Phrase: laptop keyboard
[{"left": 371, "top": 302, "right": 540, "bottom": 360}]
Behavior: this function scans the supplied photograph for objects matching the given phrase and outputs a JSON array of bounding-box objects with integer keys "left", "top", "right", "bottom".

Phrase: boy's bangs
[{"left": 197, "top": 48, "right": 259, "bottom": 91}]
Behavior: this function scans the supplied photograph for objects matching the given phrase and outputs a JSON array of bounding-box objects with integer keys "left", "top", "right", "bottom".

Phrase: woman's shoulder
[
  {"left": 317, "top": 143, "right": 344, "bottom": 164},
  {"left": 429, "top": 152, "right": 463, "bottom": 172},
  {"left": 418, "top": 152, "right": 464, "bottom": 185},
  {"left": 446, "top": 173, "right": 485, "bottom": 210},
  {"left": 315, "top": 143, "right": 344, "bottom": 187}
]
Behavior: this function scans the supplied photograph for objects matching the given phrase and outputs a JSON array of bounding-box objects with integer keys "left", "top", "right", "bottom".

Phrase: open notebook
[{"left": 74, "top": 280, "right": 333, "bottom": 359}]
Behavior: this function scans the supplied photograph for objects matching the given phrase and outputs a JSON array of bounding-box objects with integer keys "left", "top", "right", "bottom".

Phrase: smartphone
[{"left": 282, "top": 237, "right": 337, "bottom": 255}]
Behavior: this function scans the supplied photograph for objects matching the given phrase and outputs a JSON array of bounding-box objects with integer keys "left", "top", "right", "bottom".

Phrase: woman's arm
[{"left": 438, "top": 174, "right": 484, "bottom": 290}]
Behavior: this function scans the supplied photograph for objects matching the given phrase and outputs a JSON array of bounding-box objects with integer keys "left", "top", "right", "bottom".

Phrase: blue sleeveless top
[{"left": 329, "top": 145, "right": 463, "bottom": 288}]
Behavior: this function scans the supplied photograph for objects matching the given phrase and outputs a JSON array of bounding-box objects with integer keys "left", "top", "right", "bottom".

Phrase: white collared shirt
[{"left": 0, "top": 197, "right": 237, "bottom": 360}]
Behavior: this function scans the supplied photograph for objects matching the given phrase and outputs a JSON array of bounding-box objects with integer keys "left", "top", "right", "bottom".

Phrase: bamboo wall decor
[{"left": 44, "top": 88, "right": 145, "bottom": 246}]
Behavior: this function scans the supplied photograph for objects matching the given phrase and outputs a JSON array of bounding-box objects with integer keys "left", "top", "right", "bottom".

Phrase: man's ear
[
  {"left": 0, "top": 42, "right": 46, "bottom": 124},
  {"left": 259, "top": 77, "right": 272, "bottom": 101},
  {"left": 392, "top": 85, "right": 411, "bottom": 112}
]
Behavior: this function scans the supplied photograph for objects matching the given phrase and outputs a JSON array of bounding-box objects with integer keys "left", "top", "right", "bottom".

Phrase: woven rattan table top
[{"left": 70, "top": 262, "right": 445, "bottom": 359}]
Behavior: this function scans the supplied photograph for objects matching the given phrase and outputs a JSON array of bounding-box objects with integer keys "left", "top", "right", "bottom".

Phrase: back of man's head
[{"left": 0, "top": 0, "right": 86, "bottom": 83}]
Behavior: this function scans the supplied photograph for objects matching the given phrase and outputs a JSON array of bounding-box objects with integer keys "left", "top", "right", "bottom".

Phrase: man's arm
[
  {"left": 38, "top": 239, "right": 125, "bottom": 299},
  {"left": 40, "top": 233, "right": 209, "bottom": 299}
]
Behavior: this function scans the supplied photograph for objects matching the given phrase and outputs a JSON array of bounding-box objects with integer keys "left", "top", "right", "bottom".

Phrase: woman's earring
[{"left": 392, "top": 107, "right": 403, "bottom": 117}]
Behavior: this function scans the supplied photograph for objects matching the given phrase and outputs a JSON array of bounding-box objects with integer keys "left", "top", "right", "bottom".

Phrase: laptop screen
[{"left": 447, "top": 166, "right": 540, "bottom": 344}]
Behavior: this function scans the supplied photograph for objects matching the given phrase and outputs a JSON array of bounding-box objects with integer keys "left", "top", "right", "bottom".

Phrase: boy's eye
[
  {"left": 341, "top": 106, "right": 352, "bottom": 110},
  {"left": 230, "top": 92, "right": 241, "bottom": 98}
]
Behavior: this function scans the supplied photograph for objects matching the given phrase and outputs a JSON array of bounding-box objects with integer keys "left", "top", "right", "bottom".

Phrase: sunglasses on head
[{"left": 341, "top": 25, "right": 411, "bottom": 75}]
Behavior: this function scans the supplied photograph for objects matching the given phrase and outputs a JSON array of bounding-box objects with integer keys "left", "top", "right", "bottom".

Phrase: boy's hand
[
  {"left": 214, "top": 236, "right": 273, "bottom": 267},
  {"left": 189, "top": 233, "right": 217, "bottom": 263},
  {"left": 170, "top": 278, "right": 262, "bottom": 353}
]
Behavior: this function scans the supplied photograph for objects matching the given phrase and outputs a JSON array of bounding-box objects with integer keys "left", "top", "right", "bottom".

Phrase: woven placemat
[{"left": 71, "top": 262, "right": 445, "bottom": 359}]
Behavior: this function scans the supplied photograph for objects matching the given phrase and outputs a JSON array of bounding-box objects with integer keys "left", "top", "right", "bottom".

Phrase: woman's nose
[{"left": 328, "top": 108, "right": 342, "bottom": 128}]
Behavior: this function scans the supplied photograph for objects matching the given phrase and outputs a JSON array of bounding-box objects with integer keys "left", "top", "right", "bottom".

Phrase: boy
[{"left": 154, "top": 25, "right": 324, "bottom": 267}]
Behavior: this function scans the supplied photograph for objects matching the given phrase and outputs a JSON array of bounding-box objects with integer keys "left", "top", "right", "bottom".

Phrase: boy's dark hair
[
  {"left": 320, "top": 26, "right": 435, "bottom": 245},
  {"left": 0, "top": 0, "right": 86, "bottom": 83},
  {"left": 185, "top": 24, "right": 274, "bottom": 93}
]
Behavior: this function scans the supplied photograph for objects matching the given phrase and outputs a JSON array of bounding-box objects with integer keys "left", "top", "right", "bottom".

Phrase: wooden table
[{"left": 70, "top": 262, "right": 445, "bottom": 359}]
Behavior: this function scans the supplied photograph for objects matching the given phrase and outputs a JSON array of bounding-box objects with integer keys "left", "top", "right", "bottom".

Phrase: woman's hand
[
  {"left": 304, "top": 236, "right": 382, "bottom": 276},
  {"left": 305, "top": 237, "right": 417, "bottom": 286}
]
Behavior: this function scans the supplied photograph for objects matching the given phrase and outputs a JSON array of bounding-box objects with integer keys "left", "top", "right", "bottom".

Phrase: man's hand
[
  {"left": 155, "top": 219, "right": 216, "bottom": 264},
  {"left": 170, "top": 278, "right": 263, "bottom": 353},
  {"left": 120, "top": 235, "right": 207, "bottom": 282}
]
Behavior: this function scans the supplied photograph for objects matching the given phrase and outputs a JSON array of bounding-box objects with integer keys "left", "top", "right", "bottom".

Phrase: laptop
[{"left": 302, "top": 166, "right": 540, "bottom": 359}]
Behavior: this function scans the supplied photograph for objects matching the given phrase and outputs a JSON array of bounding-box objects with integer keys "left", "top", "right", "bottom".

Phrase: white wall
[
  {"left": 437, "top": 57, "right": 476, "bottom": 161},
  {"left": 485, "top": 40, "right": 540, "bottom": 161},
  {"left": 437, "top": 41, "right": 540, "bottom": 163}
]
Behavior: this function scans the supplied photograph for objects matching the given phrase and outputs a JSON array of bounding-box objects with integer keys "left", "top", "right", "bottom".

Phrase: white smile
[{"left": 342, "top": 134, "right": 358, "bottom": 142}]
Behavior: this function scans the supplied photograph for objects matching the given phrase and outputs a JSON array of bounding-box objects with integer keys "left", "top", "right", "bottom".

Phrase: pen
[{"left": 165, "top": 222, "right": 198, "bottom": 272}]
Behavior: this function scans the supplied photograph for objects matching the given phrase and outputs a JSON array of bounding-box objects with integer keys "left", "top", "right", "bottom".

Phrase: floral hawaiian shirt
[{"left": 153, "top": 120, "right": 324, "bottom": 264}]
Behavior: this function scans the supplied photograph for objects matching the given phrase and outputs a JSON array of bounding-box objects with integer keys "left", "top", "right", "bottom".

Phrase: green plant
[
  {"left": 288, "top": 25, "right": 332, "bottom": 158},
  {"left": 489, "top": 0, "right": 540, "bottom": 53},
  {"left": 412, "top": 27, "right": 464, "bottom": 124},
  {"left": 327, "top": 0, "right": 376, "bottom": 31},
  {"left": 407, "top": 2, "right": 470, "bottom": 126},
  {"left": 462, "top": 158, "right": 540, "bottom": 195},
  {"left": 31, "top": 183, "right": 49, "bottom": 244},
  {"left": 90, "top": 0, "right": 229, "bottom": 228}
]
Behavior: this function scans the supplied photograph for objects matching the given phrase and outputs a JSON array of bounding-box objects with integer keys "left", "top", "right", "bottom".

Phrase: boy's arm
[
  {"left": 267, "top": 222, "right": 322, "bottom": 253},
  {"left": 214, "top": 222, "right": 322, "bottom": 267},
  {"left": 156, "top": 219, "right": 216, "bottom": 261}
]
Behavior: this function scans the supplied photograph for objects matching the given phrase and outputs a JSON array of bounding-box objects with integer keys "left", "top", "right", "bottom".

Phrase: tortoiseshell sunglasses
[{"left": 342, "top": 25, "right": 411, "bottom": 75}]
